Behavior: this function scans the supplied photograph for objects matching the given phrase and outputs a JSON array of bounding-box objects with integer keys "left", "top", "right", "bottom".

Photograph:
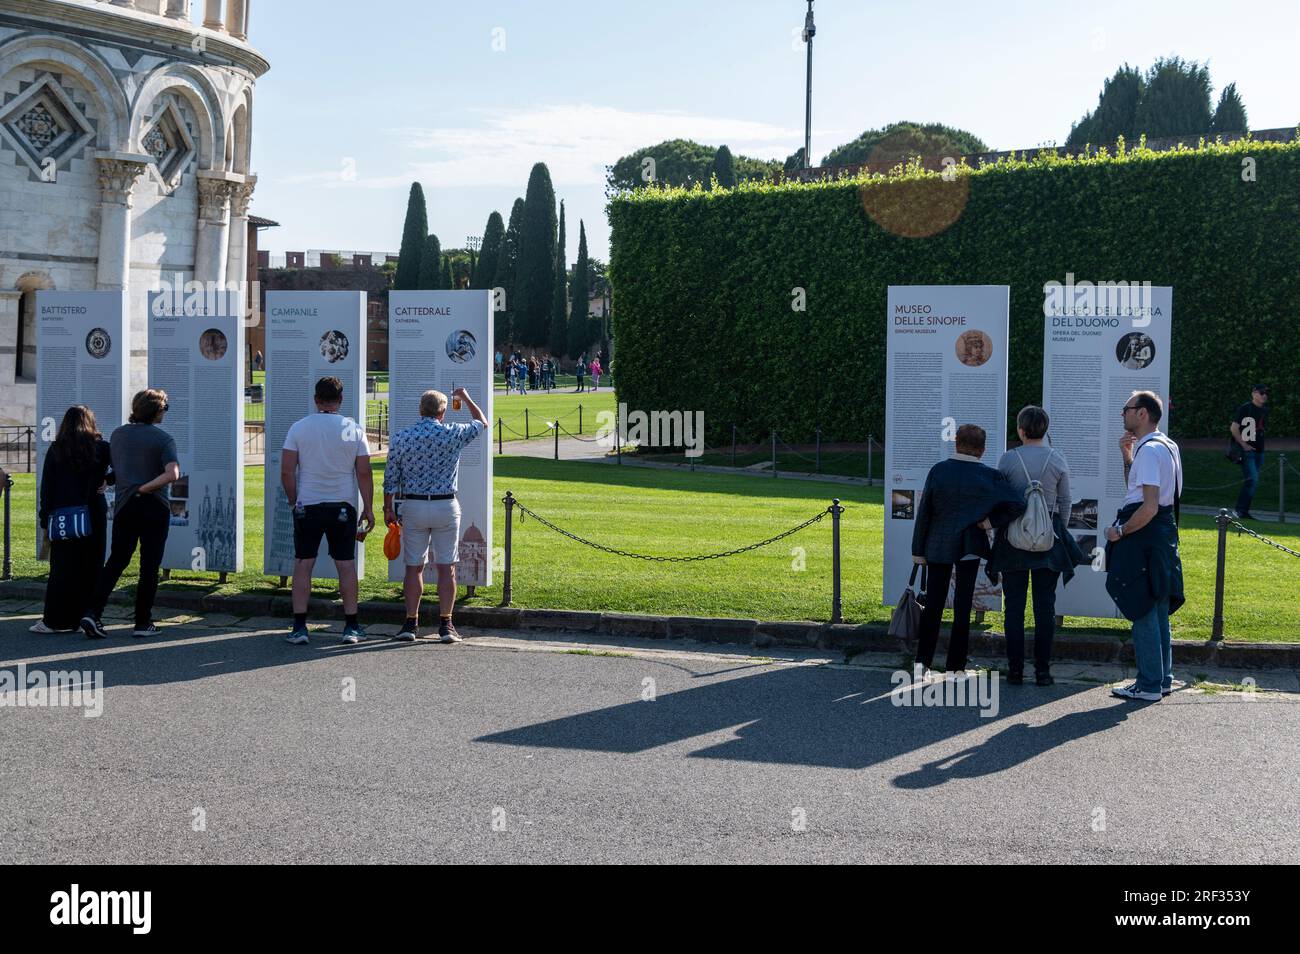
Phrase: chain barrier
[
  {"left": 556, "top": 425, "right": 606, "bottom": 444},
  {"left": 1229, "top": 518, "right": 1300, "bottom": 559},
  {"left": 512, "top": 499, "right": 832, "bottom": 563},
  {"left": 1182, "top": 478, "right": 1247, "bottom": 491}
]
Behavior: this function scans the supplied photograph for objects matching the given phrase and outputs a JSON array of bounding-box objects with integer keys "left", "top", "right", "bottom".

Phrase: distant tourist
[
  {"left": 253, "top": 350, "right": 264, "bottom": 372},
  {"left": 383, "top": 387, "right": 488, "bottom": 643},
  {"left": 541, "top": 354, "right": 554, "bottom": 391},
  {"left": 36, "top": 406, "right": 112, "bottom": 634},
  {"left": 911, "top": 424, "right": 1023, "bottom": 678},
  {"left": 281, "top": 376, "right": 374, "bottom": 646},
  {"left": 589, "top": 356, "right": 602, "bottom": 392},
  {"left": 81, "top": 389, "right": 180, "bottom": 640},
  {"left": 987, "top": 406, "right": 1086, "bottom": 686},
  {"left": 494, "top": 349, "right": 503, "bottom": 374},
  {"left": 574, "top": 356, "right": 587, "bottom": 393},
  {"left": 1108, "top": 391, "right": 1183, "bottom": 702},
  {"left": 528, "top": 355, "right": 539, "bottom": 391},
  {"left": 1229, "top": 384, "right": 1269, "bottom": 520}
]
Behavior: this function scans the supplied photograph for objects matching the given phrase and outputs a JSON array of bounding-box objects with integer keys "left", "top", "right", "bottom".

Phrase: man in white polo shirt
[
  {"left": 281, "top": 376, "right": 375, "bottom": 646},
  {"left": 1105, "top": 390, "right": 1184, "bottom": 702}
]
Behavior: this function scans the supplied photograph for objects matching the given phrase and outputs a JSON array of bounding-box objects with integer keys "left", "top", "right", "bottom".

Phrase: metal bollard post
[
  {"left": 815, "top": 427, "right": 822, "bottom": 474},
  {"left": 616, "top": 403, "right": 623, "bottom": 466},
  {"left": 525, "top": 408, "right": 530, "bottom": 440},
  {"left": 501, "top": 491, "right": 514, "bottom": 606},
  {"left": 1212, "top": 508, "right": 1230, "bottom": 640},
  {"left": 3, "top": 474, "right": 12, "bottom": 581},
  {"left": 1280, "top": 454, "right": 1287, "bottom": 523},
  {"left": 553, "top": 421, "right": 559, "bottom": 460},
  {"left": 867, "top": 435, "right": 874, "bottom": 487},
  {"left": 771, "top": 429, "right": 777, "bottom": 478},
  {"left": 579, "top": 405, "right": 583, "bottom": 435},
  {"left": 830, "top": 498, "right": 843, "bottom": 623},
  {"left": 497, "top": 418, "right": 503, "bottom": 455},
  {"left": 26, "top": 427, "right": 33, "bottom": 474}
]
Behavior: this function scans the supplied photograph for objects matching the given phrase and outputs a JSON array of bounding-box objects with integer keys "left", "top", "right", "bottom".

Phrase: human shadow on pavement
[
  {"left": 890, "top": 701, "right": 1144, "bottom": 788},
  {"left": 479, "top": 663, "right": 1105, "bottom": 771}
]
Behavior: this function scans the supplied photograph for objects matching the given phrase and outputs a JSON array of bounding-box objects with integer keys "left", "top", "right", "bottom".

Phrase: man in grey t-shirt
[{"left": 82, "top": 388, "right": 180, "bottom": 640}]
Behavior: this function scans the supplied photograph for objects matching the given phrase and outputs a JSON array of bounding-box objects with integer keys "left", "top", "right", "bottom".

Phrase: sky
[{"left": 242, "top": 0, "right": 1299, "bottom": 264}]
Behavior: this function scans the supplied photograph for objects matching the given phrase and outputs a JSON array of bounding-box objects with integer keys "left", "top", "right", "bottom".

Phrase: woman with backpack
[
  {"left": 988, "top": 405, "right": 1087, "bottom": 686},
  {"left": 35, "top": 405, "right": 113, "bottom": 633}
]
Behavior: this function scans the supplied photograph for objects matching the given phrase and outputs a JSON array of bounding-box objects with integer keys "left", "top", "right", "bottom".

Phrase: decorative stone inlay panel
[
  {"left": 139, "top": 100, "right": 195, "bottom": 188},
  {"left": 0, "top": 73, "right": 97, "bottom": 177}
]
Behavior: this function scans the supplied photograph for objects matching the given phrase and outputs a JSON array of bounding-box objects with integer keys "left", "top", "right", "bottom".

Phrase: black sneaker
[
  {"left": 439, "top": 622, "right": 463, "bottom": 644},
  {"left": 132, "top": 622, "right": 160, "bottom": 638},
  {"left": 394, "top": 626, "right": 417, "bottom": 642},
  {"left": 80, "top": 615, "right": 108, "bottom": 640},
  {"left": 1036, "top": 673, "right": 1055, "bottom": 686}
]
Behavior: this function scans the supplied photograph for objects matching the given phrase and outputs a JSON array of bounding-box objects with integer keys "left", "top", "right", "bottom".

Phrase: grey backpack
[{"left": 1006, "top": 450, "right": 1055, "bottom": 553}]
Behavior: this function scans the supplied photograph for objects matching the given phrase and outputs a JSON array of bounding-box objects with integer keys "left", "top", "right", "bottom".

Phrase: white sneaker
[
  {"left": 1111, "top": 682, "right": 1162, "bottom": 702},
  {"left": 29, "top": 621, "right": 57, "bottom": 634}
]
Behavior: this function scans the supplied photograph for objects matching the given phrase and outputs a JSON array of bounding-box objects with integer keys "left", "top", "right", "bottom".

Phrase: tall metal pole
[{"left": 803, "top": 1, "right": 815, "bottom": 173}]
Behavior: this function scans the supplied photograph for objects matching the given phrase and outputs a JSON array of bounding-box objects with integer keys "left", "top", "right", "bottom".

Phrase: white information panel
[
  {"left": 1042, "top": 284, "right": 1173, "bottom": 618},
  {"left": 262, "top": 291, "right": 368, "bottom": 579},
  {"left": 147, "top": 290, "right": 244, "bottom": 573},
  {"left": 387, "top": 290, "right": 493, "bottom": 587},
  {"left": 883, "top": 285, "right": 1010, "bottom": 611},
  {"left": 34, "top": 290, "right": 131, "bottom": 558}
]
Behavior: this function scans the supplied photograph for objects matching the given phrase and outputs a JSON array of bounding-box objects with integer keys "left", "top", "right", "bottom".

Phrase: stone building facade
[{"left": 0, "top": 0, "right": 268, "bottom": 425}]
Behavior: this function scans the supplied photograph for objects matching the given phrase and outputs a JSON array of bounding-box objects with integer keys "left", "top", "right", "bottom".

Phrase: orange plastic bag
[{"left": 383, "top": 521, "right": 401, "bottom": 561}]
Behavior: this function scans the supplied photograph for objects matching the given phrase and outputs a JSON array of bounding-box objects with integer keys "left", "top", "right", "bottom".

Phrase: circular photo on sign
[
  {"left": 199, "top": 328, "right": 228, "bottom": 361},
  {"left": 1115, "top": 332, "right": 1155, "bottom": 370},
  {"left": 85, "top": 327, "right": 112, "bottom": 359},
  {"left": 446, "top": 329, "right": 477, "bottom": 364},
  {"left": 955, "top": 329, "right": 993, "bottom": 367},
  {"left": 320, "top": 330, "right": 349, "bottom": 364}
]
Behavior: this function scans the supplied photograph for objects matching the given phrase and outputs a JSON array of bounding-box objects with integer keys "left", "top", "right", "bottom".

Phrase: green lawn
[
  {"left": 4, "top": 459, "right": 1298, "bottom": 641},
  {"left": 490, "top": 390, "right": 617, "bottom": 442}
]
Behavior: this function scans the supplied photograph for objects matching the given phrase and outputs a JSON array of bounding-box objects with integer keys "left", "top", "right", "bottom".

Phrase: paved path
[{"left": 1, "top": 601, "right": 1296, "bottom": 864}]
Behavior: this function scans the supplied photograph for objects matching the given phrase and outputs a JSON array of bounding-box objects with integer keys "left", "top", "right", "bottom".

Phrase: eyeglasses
[{"left": 1120, "top": 404, "right": 1139, "bottom": 415}]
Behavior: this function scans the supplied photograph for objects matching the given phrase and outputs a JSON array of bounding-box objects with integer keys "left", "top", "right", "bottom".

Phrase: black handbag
[{"left": 888, "top": 564, "right": 927, "bottom": 639}]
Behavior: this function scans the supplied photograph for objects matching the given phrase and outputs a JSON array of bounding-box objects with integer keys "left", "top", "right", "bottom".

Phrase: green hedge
[{"left": 609, "top": 137, "right": 1300, "bottom": 442}]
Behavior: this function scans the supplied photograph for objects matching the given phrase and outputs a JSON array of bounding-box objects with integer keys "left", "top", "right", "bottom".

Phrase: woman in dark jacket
[
  {"left": 35, "top": 405, "right": 113, "bottom": 632},
  {"left": 986, "top": 406, "right": 1087, "bottom": 685},
  {"left": 911, "top": 424, "right": 1024, "bottom": 676}
]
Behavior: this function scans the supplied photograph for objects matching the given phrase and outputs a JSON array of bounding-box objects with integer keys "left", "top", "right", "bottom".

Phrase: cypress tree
[
  {"left": 493, "top": 199, "right": 524, "bottom": 348},
  {"left": 472, "top": 211, "right": 505, "bottom": 289},
  {"left": 395, "top": 183, "right": 428, "bottom": 291},
  {"left": 549, "top": 201, "right": 569, "bottom": 355},
  {"left": 567, "top": 220, "right": 590, "bottom": 358},
  {"left": 710, "top": 144, "right": 737, "bottom": 189},
  {"left": 1210, "top": 83, "right": 1249, "bottom": 135},
  {"left": 442, "top": 256, "right": 454, "bottom": 290},
  {"left": 417, "top": 234, "right": 441, "bottom": 290},
  {"left": 516, "top": 163, "right": 557, "bottom": 346}
]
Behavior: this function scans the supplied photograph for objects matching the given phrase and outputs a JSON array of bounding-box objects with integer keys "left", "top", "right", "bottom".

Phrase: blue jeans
[
  {"left": 1235, "top": 450, "right": 1264, "bottom": 515},
  {"left": 1131, "top": 597, "right": 1173, "bottom": 695}
]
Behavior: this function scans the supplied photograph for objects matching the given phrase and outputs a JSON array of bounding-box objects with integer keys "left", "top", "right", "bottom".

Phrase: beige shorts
[{"left": 398, "top": 498, "right": 461, "bottom": 566}]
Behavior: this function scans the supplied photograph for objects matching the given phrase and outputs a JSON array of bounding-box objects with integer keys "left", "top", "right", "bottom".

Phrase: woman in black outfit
[{"left": 35, "top": 405, "right": 113, "bottom": 633}]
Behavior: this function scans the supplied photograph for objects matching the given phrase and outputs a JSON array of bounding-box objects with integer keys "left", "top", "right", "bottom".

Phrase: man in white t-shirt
[
  {"left": 280, "top": 376, "right": 374, "bottom": 646},
  {"left": 1106, "top": 390, "right": 1184, "bottom": 702}
]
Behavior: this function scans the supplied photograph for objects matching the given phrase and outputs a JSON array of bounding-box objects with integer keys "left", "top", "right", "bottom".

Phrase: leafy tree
[
  {"left": 1135, "top": 57, "right": 1212, "bottom": 139},
  {"left": 606, "top": 139, "right": 781, "bottom": 193},
  {"left": 567, "top": 219, "right": 590, "bottom": 358},
  {"left": 416, "top": 233, "right": 441, "bottom": 290},
  {"left": 821, "top": 122, "right": 988, "bottom": 168},
  {"left": 549, "top": 201, "right": 569, "bottom": 355},
  {"left": 516, "top": 163, "right": 557, "bottom": 346},
  {"left": 492, "top": 198, "right": 525, "bottom": 347},
  {"left": 1211, "top": 82, "right": 1249, "bottom": 135},
  {"left": 1067, "top": 65, "right": 1144, "bottom": 149},
  {"left": 472, "top": 211, "right": 505, "bottom": 289},
  {"left": 395, "top": 183, "right": 428, "bottom": 290},
  {"left": 783, "top": 147, "right": 806, "bottom": 174}
]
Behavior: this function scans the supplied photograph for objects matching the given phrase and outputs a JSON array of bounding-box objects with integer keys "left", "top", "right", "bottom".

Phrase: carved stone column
[
  {"left": 225, "top": 175, "right": 255, "bottom": 287},
  {"left": 203, "top": 0, "right": 224, "bottom": 30},
  {"left": 94, "top": 153, "right": 150, "bottom": 290},
  {"left": 195, "top": 171, "right": 240, "bottom": 284}
]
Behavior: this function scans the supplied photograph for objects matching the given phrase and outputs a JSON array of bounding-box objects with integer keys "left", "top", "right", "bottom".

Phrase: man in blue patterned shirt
[{"left": 383, "top": 387, "right": 487, "bottom": 642}]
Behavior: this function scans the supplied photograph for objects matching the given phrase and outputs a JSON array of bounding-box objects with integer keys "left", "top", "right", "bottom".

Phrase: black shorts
[{"left": 293, "top": 502, "right": 358, "bottom": 562}]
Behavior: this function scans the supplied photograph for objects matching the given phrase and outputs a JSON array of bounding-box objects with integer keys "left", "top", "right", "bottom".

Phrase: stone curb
[{"left": 2, "top": 580, "right": 1297, "bottom": 669}]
